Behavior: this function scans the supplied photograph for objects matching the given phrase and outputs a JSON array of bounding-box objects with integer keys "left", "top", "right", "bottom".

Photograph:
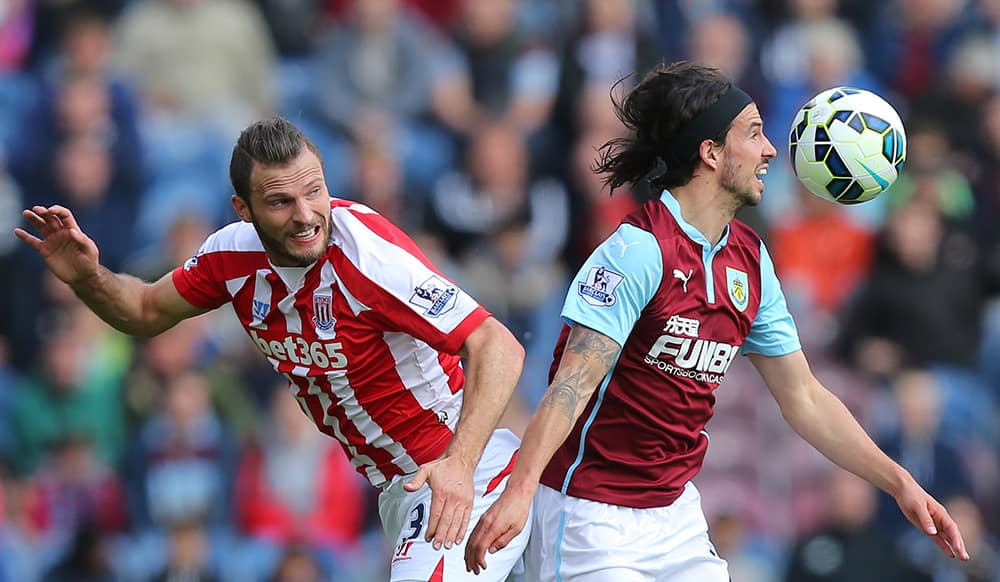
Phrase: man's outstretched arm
[
  {"left": 750, "top": 350, "right": 970, "bottom": 561},
  {"left": 16, "top": 205, "right": 206, "bottom": 336}
]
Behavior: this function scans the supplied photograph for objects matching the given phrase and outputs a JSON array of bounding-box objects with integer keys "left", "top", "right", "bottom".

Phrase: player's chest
[
  {"left": 645, "top": 244, "right": 760, "bottom": 342},
  {"left": 231, "top": 265, "right": 373, "bottom": 371}
]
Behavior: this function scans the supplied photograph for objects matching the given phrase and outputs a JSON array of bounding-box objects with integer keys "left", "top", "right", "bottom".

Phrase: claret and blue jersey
[{"left": 540, "top": 190, "right": 801, "bottom": 509}]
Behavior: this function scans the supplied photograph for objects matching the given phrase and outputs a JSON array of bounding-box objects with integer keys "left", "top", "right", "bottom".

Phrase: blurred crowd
[{"left": 1, "top": 0, "right": 999, "bottom": 580}]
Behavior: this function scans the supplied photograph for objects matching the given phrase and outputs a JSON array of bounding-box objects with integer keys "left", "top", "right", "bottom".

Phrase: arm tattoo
[{"left": 539, "top": 326, "right": 620, "bottom": 421}]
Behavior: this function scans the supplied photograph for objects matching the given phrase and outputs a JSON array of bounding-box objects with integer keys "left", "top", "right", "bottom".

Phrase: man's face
[
  {"left": 718, "top": 103, "right": 776, "bottom": 209},
  {"left": 233, "top": 148, "right": 331, "bottom": 267}
]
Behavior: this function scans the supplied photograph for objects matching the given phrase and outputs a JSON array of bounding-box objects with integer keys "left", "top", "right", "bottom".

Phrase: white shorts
[
  {"left": 523, "top": 482, "right": 728, "bottom": 582},
  {"left": 379, "top": 429, "right": 531, "bottom": 581}
]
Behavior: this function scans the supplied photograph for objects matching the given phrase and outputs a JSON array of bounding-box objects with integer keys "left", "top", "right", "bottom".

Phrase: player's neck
[{"left": 669, "top": 181, "right": 734, "bottom": 247}]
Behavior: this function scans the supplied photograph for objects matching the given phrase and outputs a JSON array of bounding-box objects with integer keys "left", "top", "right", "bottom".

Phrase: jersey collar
[{"left": 659, "top": 189, "right": 731, "bottom": 250}]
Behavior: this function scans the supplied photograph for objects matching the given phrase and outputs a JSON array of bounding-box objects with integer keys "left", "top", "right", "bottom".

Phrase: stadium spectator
[
  {"left": 770, "top": 183, "right": 875, "bottom": 325},
  {"left": 784, "top": 469, "right": 927, "bottom": 582},
  {"left": 837, "top": 198, "right": 992, "bottom": 377},
  {"left": 434, "top": 0, "right": 559, "bottom": 141},
  {"left": 125, "top": 369, "right": 237, "bottom": 531},
  {"left": 8, "top": 322, "right": 126, "bottom": 477},
  {"left": 234, "top": 387, "right": 367, "bottom": 554},
  {"left": 427, "top": 119, "right": 569, "bottom": 260},
  {"left": 150, "top": 518, "right": 220, "bottom": 582},
  {"left": 114, "top": 0, "right": 275, "bottom": 124},
  {"left": 875, "top": 369, "right": 975, "bottom": 537},
  {"left": 311, "top": 0, "right": 459, "bottom": 191},
  {"left": 549, "top": 0, "right": 661, "bottom": 157},
  {"left": 0, "top": 0, "right": 33, "bottom": 72}
]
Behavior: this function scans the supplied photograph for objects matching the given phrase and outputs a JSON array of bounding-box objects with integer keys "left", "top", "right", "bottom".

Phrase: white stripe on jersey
[
  {"left": 199, "top": 221, "right": 266, "bottom": 254},
  {"left": 225, "top": 275, "right": 249, "bottom": 299},
  {"left": 383, "top": 332, "right": 462, "bottom": 432},
  {"left": 250, "top": 269, "right": 272, "bottom": 330},
  {"left": 332, "top": 206, "right": 471, "bottom": 333},
  {"left": 323, "top": 262, "right": 370, "bottom": 317},
  {"left": 316, "top": 264, "right": 343, "bottom": 340},
  {"left": 324, "top": 372, "right": 420, "bottom": 480},
  {"left": 290, "top": 371, "right": 389, "bottom": 487},
  {"left": 278, "top": 290, "right": 302, "bottom": 335}
]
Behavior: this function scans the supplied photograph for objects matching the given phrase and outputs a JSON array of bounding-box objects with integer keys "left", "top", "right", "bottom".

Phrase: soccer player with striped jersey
[
  {"left": 15, "top": 117, "right": 530, "bottom": 580},
  {"left": 465, "top": 62, "right": 969, "bottom": 580}
]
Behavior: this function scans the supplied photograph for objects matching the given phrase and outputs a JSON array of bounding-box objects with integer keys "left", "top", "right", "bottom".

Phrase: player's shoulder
[
  {"left": 198, "top": 220, "right": 265, "bottom": 254},
  {"left": 726, "top": 218, "right": 765, "bottom": 254},
  {"left": 329, "top": 197, "right": 377, "bottom": 215}
]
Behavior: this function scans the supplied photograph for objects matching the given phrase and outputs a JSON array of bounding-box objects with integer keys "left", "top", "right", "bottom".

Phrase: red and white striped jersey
[{"left": 172, "top": 199, "right": 490, "bottom": 488}]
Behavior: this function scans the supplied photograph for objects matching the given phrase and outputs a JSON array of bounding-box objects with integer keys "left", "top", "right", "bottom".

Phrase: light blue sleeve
[
  {"left": 561, "top": 224, "right": 663, "bottom": 347},
  {"left": 742, "top": 240, "right": 801, "bottom": 356}
]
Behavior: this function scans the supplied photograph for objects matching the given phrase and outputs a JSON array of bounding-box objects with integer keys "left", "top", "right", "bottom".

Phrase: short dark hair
[
  {"left": 594, "top": 61, "right": 735, "bottom": 194},
  {"left": 229, "top": 116, "right": 322, "bottom": 202}
]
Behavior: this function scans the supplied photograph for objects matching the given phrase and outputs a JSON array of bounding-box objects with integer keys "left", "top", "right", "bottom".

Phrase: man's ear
[
  {"left": 232, "top": 194, "right": 253, "bottom": 223},
  {"left": 699, "top": 139, "right": 722, "bottom": 170}
]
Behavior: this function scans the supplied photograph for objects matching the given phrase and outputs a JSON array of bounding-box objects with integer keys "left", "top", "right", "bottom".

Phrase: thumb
[{"left": 403, "top": 467, "right": 429, "bottom": 492}]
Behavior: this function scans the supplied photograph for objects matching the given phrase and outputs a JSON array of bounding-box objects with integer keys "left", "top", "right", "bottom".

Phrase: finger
[
  {"left": 465, "top": 520, "right": 493, "bottom": 573},
  {"left": 22, "top": 209, "right": 50, "bottom": 233},
  {"left": 48, "top": 205, "right": 81, "bottom": 231},
  {"left": 490, "top": 524, "right": 520, "bottom": 554},
  {"left": 455, "top": 505, "right": 472, "bottom": 546},
  {"left": 34, "top": 206, "right": 66, "bottom": 231},
  {"left": 931, "top": 532, "right": 956, "bottom": 558},
  {"left": 936, "top": 513, "right": 969, "bottom": 560},
  {"left": 13, "top": 228, "right": 44, "bottom": 251},
  {"left": 906, "top": 500, "right": 937, "bottom": 536},
  {"left": 425, "top": 493, "right": 445, "bottom": 547},
  {"left": 403, "top": 468, "right": 428, "bottom": 492},
  {"left": 437, "top": 498, "right": 461, "bottom": 550}
]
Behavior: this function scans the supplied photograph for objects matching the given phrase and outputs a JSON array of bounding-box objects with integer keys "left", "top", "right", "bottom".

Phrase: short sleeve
[
  {"left": 742, "top": 240, "right": 801, "bottom": 356},
  {"left": 561, "top": 224, "right": 663, "bottom": 347},
  {"left": 171, "top": 235, "right": 232, "bottom": 310}
]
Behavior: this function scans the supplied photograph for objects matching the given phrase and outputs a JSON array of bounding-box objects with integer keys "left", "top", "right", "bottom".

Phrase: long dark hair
[{"left": 594, "top": 62, "right": 734, "bottom": 194}]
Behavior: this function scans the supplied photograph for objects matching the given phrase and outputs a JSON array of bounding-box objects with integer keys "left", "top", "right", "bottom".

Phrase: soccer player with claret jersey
[
  {"left": 464, "top": 62, "right": 969, "bottom": 581},
  {"left": 15, "top": 117, "right": 529, "bottom": 581}
]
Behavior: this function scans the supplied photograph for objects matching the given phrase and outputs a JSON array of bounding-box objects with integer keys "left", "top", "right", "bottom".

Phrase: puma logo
[
  {"left": 609, "top": 234, "right": 641, "bottom": 258},
  {"left": 673, "top": 268, "right": 693, "bottom": 293}
]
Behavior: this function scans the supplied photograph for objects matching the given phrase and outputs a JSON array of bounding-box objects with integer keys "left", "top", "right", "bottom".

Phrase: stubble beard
[
  {"left": 720, "top": 159, "right": 760, "bottom": 213},
  {"left": 250, "top": 213, "right": 330, "bottom": 267}
]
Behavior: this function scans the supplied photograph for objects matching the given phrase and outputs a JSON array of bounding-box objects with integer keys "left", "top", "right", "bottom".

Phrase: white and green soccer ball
[{"left": 788, "top": 86, "right": 906, "bottom": 205}]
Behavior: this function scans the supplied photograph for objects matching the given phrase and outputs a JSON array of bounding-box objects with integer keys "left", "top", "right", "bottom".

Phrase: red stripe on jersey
[
  {"left": 172, "top": 250, "right": 267, "bottom": 309},
  {"left": 288, "top": 376, "right": 338, "bottom": 438},
  {"left": 337, "top": 320, "right": 453, "bottom": 468},
  {"left": 484, "top": 450, "right": 518, "bottom": 497},
  {"left": 291, "top": 374, "right": 402, "bottom": 479},
  {"left": 429, "top": 557, "right": 445, "bottom": 582},
  {"left": 439, "top": 352, "right": 463, "bottom": 394}
]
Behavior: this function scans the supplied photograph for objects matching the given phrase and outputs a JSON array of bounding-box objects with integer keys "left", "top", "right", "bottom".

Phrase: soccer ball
[{"left": 788, "top": 87, "right": 906, "bottom": 205}]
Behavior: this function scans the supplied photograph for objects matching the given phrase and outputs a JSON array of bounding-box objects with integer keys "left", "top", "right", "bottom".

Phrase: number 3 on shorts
[{"left": 402, "top": 502, "right": 425, "bottom": 542}]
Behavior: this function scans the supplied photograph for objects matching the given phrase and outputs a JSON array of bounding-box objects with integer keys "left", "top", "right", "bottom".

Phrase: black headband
[{"left": 668, "top": 85, "right": 753, "bottom": 160}]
